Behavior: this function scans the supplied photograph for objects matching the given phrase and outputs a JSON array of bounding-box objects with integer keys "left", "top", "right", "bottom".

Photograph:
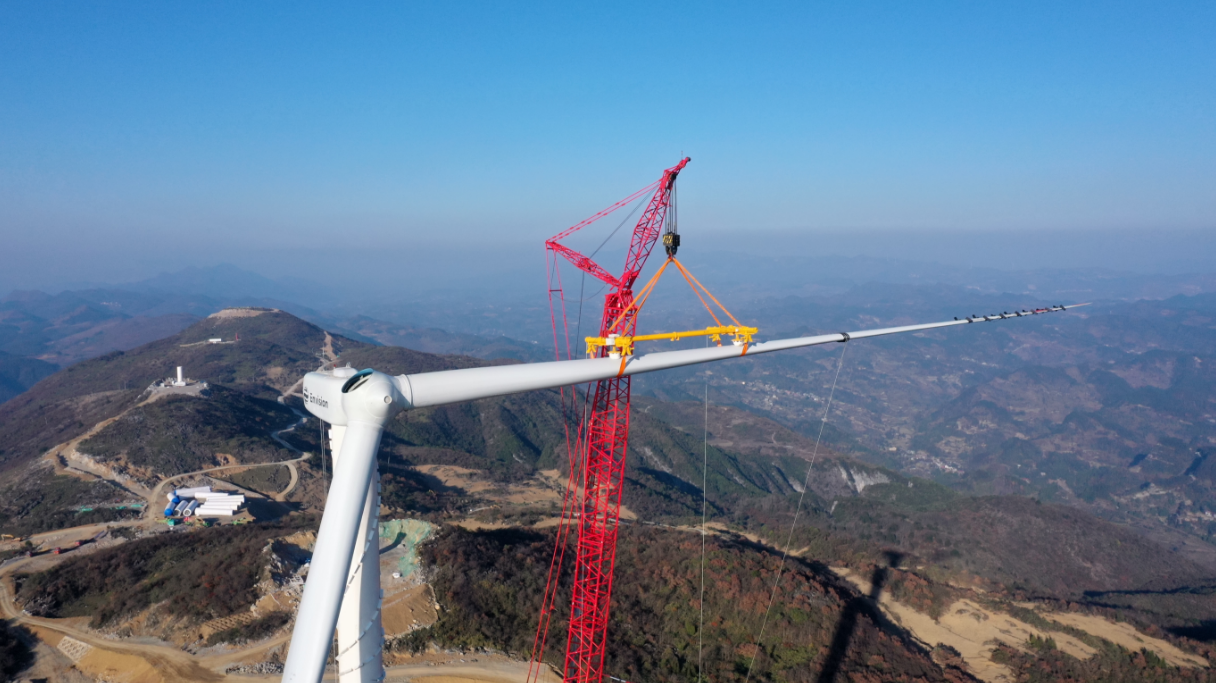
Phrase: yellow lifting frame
[
  {"left": 585, "top": 256, "right": 758, "bottom": 357},
  {"left": 586, "top": 324, "right": 758, "bottom": 358}
]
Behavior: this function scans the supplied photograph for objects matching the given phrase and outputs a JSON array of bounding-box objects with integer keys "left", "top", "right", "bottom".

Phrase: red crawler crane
[{"left": 532, "top": 157, "right": 690, "bottom": 683}]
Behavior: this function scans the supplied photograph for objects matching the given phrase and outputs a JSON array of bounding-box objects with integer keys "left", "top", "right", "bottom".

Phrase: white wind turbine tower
[{"left": 281, "top": 305, "right": 1084, "bottom": 683}]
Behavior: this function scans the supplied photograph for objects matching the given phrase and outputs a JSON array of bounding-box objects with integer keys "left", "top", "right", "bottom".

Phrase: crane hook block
[{"left": 662, "top": 232, "right": 680, "bottom": 257}]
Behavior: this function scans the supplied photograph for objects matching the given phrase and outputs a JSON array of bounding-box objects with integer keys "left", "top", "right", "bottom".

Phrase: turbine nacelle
[{"left": 302, "top": 367, "right": 405, "bottom": 427}]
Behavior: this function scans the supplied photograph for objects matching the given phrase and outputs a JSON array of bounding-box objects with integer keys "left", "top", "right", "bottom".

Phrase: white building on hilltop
[{"left": 146, "top": 366, "right": 210, "bottom": 398}]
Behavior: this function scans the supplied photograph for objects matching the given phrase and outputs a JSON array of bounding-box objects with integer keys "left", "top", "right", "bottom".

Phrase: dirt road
[
  {"left": 231, "top": 654, "right": 548, "bottom": 683},
  {"left": 143, "top": 451, "right": 310, "bottom": 519}
]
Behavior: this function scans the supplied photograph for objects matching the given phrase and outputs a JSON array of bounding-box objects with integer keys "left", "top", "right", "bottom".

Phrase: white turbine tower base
[
  {"left": 328, "top": 424, "right": 386, "bottom": 683},
  {"left": 281, "top": 305, "right": 1085, "bottom": 683}
]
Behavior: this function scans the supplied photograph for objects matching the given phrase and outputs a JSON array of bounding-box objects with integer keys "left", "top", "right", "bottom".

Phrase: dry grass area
[
  {"left": 836, "top": 567, "right": 1088, "bottom": 682},
  {"left": 1046, "top": 611, "right": 1209, "bottom": 668},
  {"left": 535, "top": 469, "right": 637, "bottom": 520},
  {"left": 454, "top": 519, "right": 513, "bottom": 531},
  {"left": 420, "top": 464, "right": 646, "bottom": 523},
  {"left": 833, "top": 567, "right": 1209, "bottom": 682},
  {"left": 382, "top": 584, "right": 438, "bottom": 636},
  {"left": 74, "top": 646, "right": 164, "bottom": 683},
  {"left": 418, "top": 465, "right": 563, "bottom": 507},
  {"left": 379, "top": 654, "right": 545, "bottom": 683},
  {"left": 417, "top": 465, "right": 503, "bottom": 495}
]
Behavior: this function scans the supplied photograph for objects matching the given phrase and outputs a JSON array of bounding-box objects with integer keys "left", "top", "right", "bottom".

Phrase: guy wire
[
  {"left": 742, "top": 343, "right": 849, "bottom": 683},
  {"left": 698, "top": 366, "right": 710, "bottom": 683}
]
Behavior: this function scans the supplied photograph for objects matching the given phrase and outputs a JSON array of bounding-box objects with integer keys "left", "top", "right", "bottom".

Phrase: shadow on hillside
[
  {"left": 246, "top": 498, "right": 299, "bottom": 521},
  {"left": 816, "top": 550, "right": 903, "bottom": 683},
  {"left": 0, "top": 621, "right": 36, "bottom": 680},
  {"left": 381, "top": 530, "right": 406, "bottom": 554},
  {"left": 1083, "top": 584, "right": 1216, "bottom": 598},
  {"left": 1168, "top": 620, "right": 1216, "bottom": 643}
]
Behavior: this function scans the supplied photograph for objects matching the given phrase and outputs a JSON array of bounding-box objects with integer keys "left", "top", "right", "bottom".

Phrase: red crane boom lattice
[{"left": 532, "top": 157, "right": 690, "bottom": 683}]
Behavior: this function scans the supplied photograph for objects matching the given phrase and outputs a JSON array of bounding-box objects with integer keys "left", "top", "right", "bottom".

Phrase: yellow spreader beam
[{"left": 586, "top": 324, "right": 758, "bottom": 358}]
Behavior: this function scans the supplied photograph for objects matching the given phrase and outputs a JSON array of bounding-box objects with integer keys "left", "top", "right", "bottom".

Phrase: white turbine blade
[
  {"left": 281, "top": 420, "right": 385, "bottom": 683},
  {"left": 280, "top": 302, "right": 1085, "bottom": 683},
  {"left": 336, "top": 465, "right": 384, "bottom": 682},
  {"left": 395, "top": 304, "right": 1087, "bottom": 409}
]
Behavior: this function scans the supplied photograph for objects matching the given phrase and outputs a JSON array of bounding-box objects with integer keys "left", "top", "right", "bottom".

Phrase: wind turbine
[{"left": 280, "top": 304, "right": 1084, "bottom": 683}]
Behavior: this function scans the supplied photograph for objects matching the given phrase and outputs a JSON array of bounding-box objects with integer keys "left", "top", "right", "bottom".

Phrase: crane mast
[{"left": 544, "top": 158, "right": 689, "bottom": 683}]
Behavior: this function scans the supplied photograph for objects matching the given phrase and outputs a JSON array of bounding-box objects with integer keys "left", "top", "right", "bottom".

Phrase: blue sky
[{"left": 2, "top": 2, "right": 1214, "bottom": 290}]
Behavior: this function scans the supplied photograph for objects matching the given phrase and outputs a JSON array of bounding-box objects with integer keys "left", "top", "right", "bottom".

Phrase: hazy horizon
[
  {"left": 4, "top": 3, "right": 1214, "bottom": 302},
  {"left": 6, "top": 227, "right": 1216, "bottom": 303}
]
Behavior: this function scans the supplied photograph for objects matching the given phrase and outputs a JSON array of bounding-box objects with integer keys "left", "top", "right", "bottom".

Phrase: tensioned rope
[
  {"left": 600, "top": 256, "right": 739, "bottom": 339},
  {"left": 742, "top": 342, "right": 849, "bottom": 683},
  {"left": 697, "top": 376, "right": 710, "bottom": 683},
  {"left": 671, "top": 259, "right": 743, "bottom": 328}
]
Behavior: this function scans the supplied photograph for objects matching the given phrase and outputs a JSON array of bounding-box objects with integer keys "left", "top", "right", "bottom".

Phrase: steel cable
[
  {"left": 697, "top": 376, "right": 710, "bottom": 683},
  {"left": 742, "top": 343, "right": 849, "bottom": 683}
]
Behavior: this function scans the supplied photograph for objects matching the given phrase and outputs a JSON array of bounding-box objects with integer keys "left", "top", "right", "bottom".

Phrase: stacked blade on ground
[{"left": 194, "top": 492, "right": 246, "bottom": 517}]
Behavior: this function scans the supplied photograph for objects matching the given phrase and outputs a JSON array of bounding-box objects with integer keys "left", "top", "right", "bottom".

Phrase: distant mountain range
[{"left": 0, "top": 265, "right": 552, "bottom": 403}]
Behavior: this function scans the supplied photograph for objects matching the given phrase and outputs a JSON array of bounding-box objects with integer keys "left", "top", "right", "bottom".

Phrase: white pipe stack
[
  {"left": 197, "top": 491, "right": 243, "bottom": 502},
  {"left": 194, "top": 491, "right": 246, "bottom": 517}
]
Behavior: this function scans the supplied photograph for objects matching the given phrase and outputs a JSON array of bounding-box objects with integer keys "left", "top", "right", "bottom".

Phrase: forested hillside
[{"left": 404, "top": 525, "right": 974, "bottom": 683}]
